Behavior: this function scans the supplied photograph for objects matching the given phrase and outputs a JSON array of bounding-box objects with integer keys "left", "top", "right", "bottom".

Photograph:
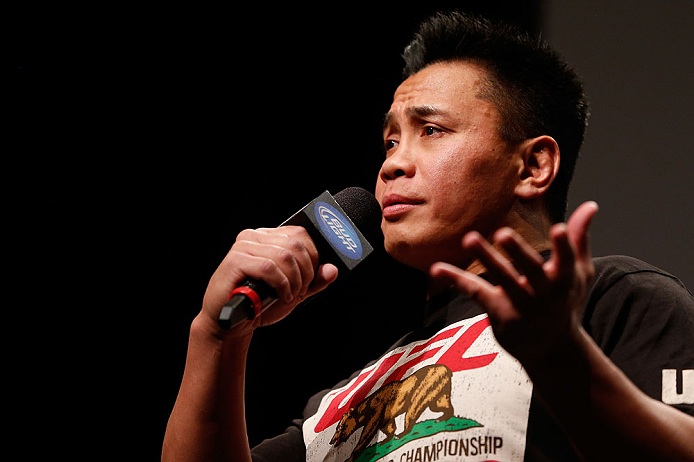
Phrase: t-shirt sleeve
[
  {"left": 251, "top": 418, "right": 306, "bottom": 462},
  {"left": 250, "top": 377, "right": 354, "bottom": 461},
  {"left": 584, "top": 261, "right": 694, "bottom": 416}
]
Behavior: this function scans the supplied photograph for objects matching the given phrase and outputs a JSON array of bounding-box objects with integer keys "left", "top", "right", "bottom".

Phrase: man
[{"left": 163, "top": 12, "right": 694, "bottom": 461}]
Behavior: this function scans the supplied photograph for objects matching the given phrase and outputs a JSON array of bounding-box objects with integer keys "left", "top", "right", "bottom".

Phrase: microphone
[{"left": 218, "top": 187, "right": 382, "bottom": 329}]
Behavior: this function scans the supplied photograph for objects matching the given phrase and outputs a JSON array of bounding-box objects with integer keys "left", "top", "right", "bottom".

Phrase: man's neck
[{"left": 426, "top": 206, "right": 554, "bottom": 298}]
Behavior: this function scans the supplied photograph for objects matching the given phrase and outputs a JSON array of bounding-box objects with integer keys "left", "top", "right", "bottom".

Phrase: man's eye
[
  {"left": 385, "top": 139, "right": 398, "bottom": 150},
  {"left": 424, "top": 126, "right": 441, "bottom": 136}
]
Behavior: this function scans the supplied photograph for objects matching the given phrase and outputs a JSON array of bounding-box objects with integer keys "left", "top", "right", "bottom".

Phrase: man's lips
[{"left": 381, "top": 194, "right": 424, "bottom": 220}]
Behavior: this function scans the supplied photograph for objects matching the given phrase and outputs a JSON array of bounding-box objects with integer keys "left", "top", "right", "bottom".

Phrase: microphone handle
[{"left": 217, "top": 279, "right": 278, "bottom": 330}]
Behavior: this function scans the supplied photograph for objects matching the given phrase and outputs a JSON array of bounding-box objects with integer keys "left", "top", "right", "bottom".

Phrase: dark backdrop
[{"left": 544, "top": 1, "right": 693, "bottom": 293}]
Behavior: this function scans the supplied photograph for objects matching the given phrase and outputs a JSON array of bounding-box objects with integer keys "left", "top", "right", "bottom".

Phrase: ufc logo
[
  {"left": 313, "top": 316, "right": 498, "bottom": 433},
  {"left": 662, "top": 369, "right": 694, "bottom": 405}
]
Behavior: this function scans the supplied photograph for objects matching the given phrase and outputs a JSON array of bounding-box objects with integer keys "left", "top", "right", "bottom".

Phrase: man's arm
[
  {"left": 162, "top": 316, "right": 251, "bottom": 462},
  {"left": 162, "top": 226, "right": 338, "bottom": 462},
  {"left": 430, "top": 202, "right": 694, "bottom": 461}
]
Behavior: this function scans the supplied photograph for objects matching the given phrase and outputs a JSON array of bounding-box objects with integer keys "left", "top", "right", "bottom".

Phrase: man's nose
[{"left": 379, "top": 143, "right": 416, "bottom": 182}]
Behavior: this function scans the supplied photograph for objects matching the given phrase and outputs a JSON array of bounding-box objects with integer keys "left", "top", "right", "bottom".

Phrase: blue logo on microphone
[{"left": 315, "top": 202, "right": 363, "bottom": 259}]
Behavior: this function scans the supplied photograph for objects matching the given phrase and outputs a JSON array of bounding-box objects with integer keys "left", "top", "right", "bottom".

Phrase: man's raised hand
[{"left": 429, "top": 201, "right": 599, "bottom": 367}]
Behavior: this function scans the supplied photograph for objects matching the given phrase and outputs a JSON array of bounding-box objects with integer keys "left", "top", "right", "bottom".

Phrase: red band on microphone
[{"left": 229, "top": 286, "right": 263, "bottom": 318}]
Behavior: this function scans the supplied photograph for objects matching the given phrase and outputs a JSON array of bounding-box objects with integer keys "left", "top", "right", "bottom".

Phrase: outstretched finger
[
  {"left": 462, "top": 231, "right": 535, "bottom": 302},
  {"left": 494, "top": 227, "right": 548, "bottom": 292},
  {"left": 545, "top": 223, "right": 575, "bottom": 286},
  {"left": 565, "top": 201, "right": 599, "bottom": 262},
  {"left": 429, "top": 262, "right": 509, "bottom": 315}
]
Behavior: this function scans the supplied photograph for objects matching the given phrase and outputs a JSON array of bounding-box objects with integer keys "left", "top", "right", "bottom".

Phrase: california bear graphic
[{"left": 329, "top": 364, "right": 454, "bottom": 461}]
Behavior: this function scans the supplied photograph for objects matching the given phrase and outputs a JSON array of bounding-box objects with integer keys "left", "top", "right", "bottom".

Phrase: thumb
[{"left": 304, "top": 263, "right": 339, "bottom": 298}]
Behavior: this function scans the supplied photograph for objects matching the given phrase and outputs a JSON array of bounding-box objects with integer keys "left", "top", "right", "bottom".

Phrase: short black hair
[{"left": 402, "top": 11, "right": 589, "bottom": 223}]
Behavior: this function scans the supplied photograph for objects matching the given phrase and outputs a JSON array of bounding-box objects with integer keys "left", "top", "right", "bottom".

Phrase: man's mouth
[{"left": 381, "top": 194, "right": 424, "bottom": 220}]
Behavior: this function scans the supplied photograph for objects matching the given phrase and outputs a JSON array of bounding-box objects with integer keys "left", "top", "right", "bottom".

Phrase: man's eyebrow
[
  {"left": 382, "top": 112, "right": 395, "bottom": 131},
  {"left": 383, "top": 105, "right": 450, "bottom": 130},
  {"left": 409, "top": 105, "right": 448, "bottom": 119}
]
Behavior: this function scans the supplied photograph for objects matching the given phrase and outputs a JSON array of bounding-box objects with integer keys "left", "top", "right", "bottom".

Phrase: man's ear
[{"left": 514, "top": 135, "right": 560, "bottom": 200}]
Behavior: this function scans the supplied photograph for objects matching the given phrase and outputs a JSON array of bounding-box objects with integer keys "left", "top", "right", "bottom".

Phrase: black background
[{"left": 11, "top": 2, "right": 540, "bottom": 458}]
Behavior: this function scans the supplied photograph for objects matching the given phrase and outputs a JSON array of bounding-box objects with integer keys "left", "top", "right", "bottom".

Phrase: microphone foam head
[{"left": 334, "top": 187, "right": 383, "bottom": 249}]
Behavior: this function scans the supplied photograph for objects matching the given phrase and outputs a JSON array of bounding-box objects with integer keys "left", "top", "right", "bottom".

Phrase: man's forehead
[
  {"left": 383, "top": 62, "right": 491, "bottom": 130},
  {"left": 397, "top": 62, "right": 485, "bottom": 95}
]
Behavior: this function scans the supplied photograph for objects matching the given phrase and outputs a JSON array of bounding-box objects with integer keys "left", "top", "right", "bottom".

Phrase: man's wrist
[
  {"left": 521, "top": 324, "right": 590, "bottom": 386},
  {"left": 190, "top": 312, "right": 253, "bottom": 351}
]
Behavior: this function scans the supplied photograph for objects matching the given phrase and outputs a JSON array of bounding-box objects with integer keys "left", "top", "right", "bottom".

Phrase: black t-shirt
[{"left": 251, "top": 255, "right": 694, "bottom": 461}]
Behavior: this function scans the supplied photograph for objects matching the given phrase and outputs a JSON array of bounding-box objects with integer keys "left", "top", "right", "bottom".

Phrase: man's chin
[{"left": 384, "top": 238, "right": 434, "bottom": 274}]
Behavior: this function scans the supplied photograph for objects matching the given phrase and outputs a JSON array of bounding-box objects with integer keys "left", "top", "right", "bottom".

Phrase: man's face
[{"left": 375, "top": 61, "right": 522, "bottom": 272}]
